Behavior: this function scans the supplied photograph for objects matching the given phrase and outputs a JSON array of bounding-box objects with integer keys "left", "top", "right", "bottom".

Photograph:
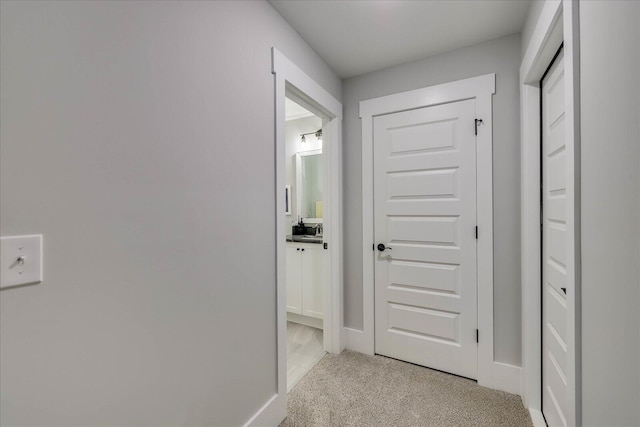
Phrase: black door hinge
[
  {"left": 475, "top": 118, "right": 484, "bottom": 136},
  {"left": 324, "top": 242, "right": 328, "bottom": 250},
  {"left": 475, "top": 226, "right": 478, "bottom": 239},
  {"left": 476, "top": 329, "right": 479, "bottom": 343},
  {"left": 373, "top": 243, "right": 375, "bottom": 251}
]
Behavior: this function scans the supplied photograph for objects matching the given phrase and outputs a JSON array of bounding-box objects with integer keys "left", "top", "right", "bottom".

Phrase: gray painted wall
[
  {"left": 342, "top": 34, "right": 523, "bottom": 366},
  {"left": 0, "top": 1, "right": 340, "bottom": 425},
  {"left": 579, "top": 1, "right": 640, "bottom": 425},
  {"left": 521, "top": 0, "right": 546, "bottom": 59}
]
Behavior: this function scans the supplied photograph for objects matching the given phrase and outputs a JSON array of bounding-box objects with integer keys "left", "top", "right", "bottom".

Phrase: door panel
[
  {"left": 388, "top": 216, "right": 459, "bottom": 245},
  {"left": 373, "top": 99, "right": 478, "bottom": 380},
  {"left": 388, "top": 167, "right": 458, "bottom": 198},
  {"left": 542, "top": 49, "right": 569, "bottom": 427},
  {"left": 388, "top": 260, "right": 459, "bottom": 294}
]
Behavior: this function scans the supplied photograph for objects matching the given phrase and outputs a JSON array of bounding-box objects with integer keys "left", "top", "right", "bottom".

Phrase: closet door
[
  {"left": 542, "top": 48, "right": 570, "bottom": 427},
  {"left": 373, "top": 99, "right": 478, "bottom": 380}
]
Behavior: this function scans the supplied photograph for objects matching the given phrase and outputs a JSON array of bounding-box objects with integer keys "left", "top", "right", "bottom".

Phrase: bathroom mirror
[{"left": 295, "top": 149, "right": 323, "bottom": 224}]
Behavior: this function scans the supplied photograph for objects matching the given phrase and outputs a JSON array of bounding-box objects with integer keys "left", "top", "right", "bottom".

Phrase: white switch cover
[{"left": 1, "top": 235, "right": 43, "bottom": 289}]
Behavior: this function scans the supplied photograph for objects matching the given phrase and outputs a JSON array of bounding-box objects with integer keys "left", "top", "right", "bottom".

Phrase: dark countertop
[{"left": 286, "top": 235, "right": 323, "bottom": 244}]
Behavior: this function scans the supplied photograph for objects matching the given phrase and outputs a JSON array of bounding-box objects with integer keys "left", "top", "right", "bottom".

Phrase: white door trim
[
  {"left": 520, "top": 0, "right": 581, "bottom": 424},
  {"left": 247, "top": 48, "right": 343, "bottom": 427},
  {"left": 360, "top": 74, "right": 519, "bottom": 394}
]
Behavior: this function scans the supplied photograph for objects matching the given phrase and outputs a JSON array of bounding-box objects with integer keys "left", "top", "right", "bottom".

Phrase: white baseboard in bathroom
[{"left": 287, "top": 312, "right": 323, "bottom": 330}]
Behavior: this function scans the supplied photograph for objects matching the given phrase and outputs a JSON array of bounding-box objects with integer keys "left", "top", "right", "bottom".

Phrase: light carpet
[{"left": 281, "top": 350, "right": 532, "bottom": 427}]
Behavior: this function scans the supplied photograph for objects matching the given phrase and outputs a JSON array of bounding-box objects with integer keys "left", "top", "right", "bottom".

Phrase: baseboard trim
[
  {"left": 343, "top": 327, "right": 371, "bottom": 354},
  {"left": 345, "top": 327, "right": 521, "bottom": 396},
  {"left": 528, "top": 408, "right": 546, "bottom": 427},
  {"left": 243, "top": 393, "right": 285, "bottom": 427},
  {"left": 288, "top": 312, "right": 323, "bottom": 330},
  {"left": 479, "top": 361, "right": 522, "bottom": 396}
]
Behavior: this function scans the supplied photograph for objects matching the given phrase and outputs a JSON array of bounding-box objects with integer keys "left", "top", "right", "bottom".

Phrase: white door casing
[
  {"left": 373, "top": 100, "right": 478, "bottom": 379},
  {"left": 520, "top": 2, "right": 580, "bottom": 423},
  {"left": 359, "top": 74, "right": 520, "bottom": 394},
  {"left": 542, "top": 49, "right": 570, "bottom": 427},
  {"left": 254, "top": 48, "right": 342, "bottom": 427}
]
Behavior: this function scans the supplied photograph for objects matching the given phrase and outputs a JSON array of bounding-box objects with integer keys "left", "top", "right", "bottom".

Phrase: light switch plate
[{"left": 1, "top": 235, "right": 43, "bottom": 289}]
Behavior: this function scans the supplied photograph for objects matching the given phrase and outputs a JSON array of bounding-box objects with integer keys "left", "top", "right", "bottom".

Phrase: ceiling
[
  {"left": 269, "top": 0, "right": 531, "bottom": 79},
  {"left": 285, "top": 97, "right": 316, "bottom": 121}
]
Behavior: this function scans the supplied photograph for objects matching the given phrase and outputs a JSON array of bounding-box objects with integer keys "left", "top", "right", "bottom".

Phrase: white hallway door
[
  {"left": 542, "top": 49, "right": 570, "bottom": 427},
  {"left": 373, "top": 99, "right": 478, "bottom": 379}
]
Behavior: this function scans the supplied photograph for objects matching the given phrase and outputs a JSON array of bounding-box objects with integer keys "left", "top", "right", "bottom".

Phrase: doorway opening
[
  {"left": 256, "top": 47, "right": 342, "bottom": 426},
  {"left": 284, "top": 97, "right": 326, "bottom": 391}
]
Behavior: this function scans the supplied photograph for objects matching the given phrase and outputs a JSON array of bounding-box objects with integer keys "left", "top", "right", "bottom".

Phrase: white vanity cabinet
[{"left": 286, "top": 242, "right": 323, "bottom": 319}]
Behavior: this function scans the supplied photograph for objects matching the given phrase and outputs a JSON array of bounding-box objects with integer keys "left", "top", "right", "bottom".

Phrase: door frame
[
  {"left": 520, "top": 1, "right": 581, "bottom": 425},
  {"left": 359, "top": 74, "right": 519, "bottom": 394},
  {"left": 250, "top": 48, "right": 343, "bottom": 426}
]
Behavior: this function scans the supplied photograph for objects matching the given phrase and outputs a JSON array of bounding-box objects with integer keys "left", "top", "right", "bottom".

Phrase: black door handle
[{"left": 377, "top": 243, "right": 392, "bottom": 252}]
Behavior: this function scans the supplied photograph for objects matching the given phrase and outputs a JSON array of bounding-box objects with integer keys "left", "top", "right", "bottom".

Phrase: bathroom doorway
[
  {"left": 271, "top": 48, "right": 343, "bottom": 419},
  {"left": 284, "top": 97, "right": 326, "bottom": 391}
]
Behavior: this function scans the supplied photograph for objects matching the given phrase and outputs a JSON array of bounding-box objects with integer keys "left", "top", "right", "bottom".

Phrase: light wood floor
[{"left": 287, "top": 321, "right": 325, "bottom": 392}]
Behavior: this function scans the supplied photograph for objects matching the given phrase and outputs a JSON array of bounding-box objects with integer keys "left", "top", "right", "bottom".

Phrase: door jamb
[
  {"left": 520, "top": 0, "right": 581, "bottom": 425},
  {"left": 359, "top": 74, "right": 519, "bottom": 394},
  {"left": 253, "top": 48, "right": 343, "bottom": 427}
]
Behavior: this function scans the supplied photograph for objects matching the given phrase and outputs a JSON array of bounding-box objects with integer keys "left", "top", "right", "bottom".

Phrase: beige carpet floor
[{"left": 281, "top": 351, "right": 532, "bottom": 427}]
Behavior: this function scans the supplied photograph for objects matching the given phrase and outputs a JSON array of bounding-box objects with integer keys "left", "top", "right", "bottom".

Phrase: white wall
[
  {"left": 285, "top": 116, "right": 322, "bottom": 234},
  {"left": 342, "top": 33, "right": 523, "bottom": 366},
  {"left": 579, "top": 1, "right": 640, "bottom": 425},
  {"left": 0, "top": 1, "right": 340, "bottom": 425}
]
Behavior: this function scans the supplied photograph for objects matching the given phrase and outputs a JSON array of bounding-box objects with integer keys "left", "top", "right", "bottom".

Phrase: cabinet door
[
  {"left": 286, "top": 246, "right": 302, "bottom": 314},
  {"left": 301, "top": 245, "right": 323, "bottom": 319}
]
